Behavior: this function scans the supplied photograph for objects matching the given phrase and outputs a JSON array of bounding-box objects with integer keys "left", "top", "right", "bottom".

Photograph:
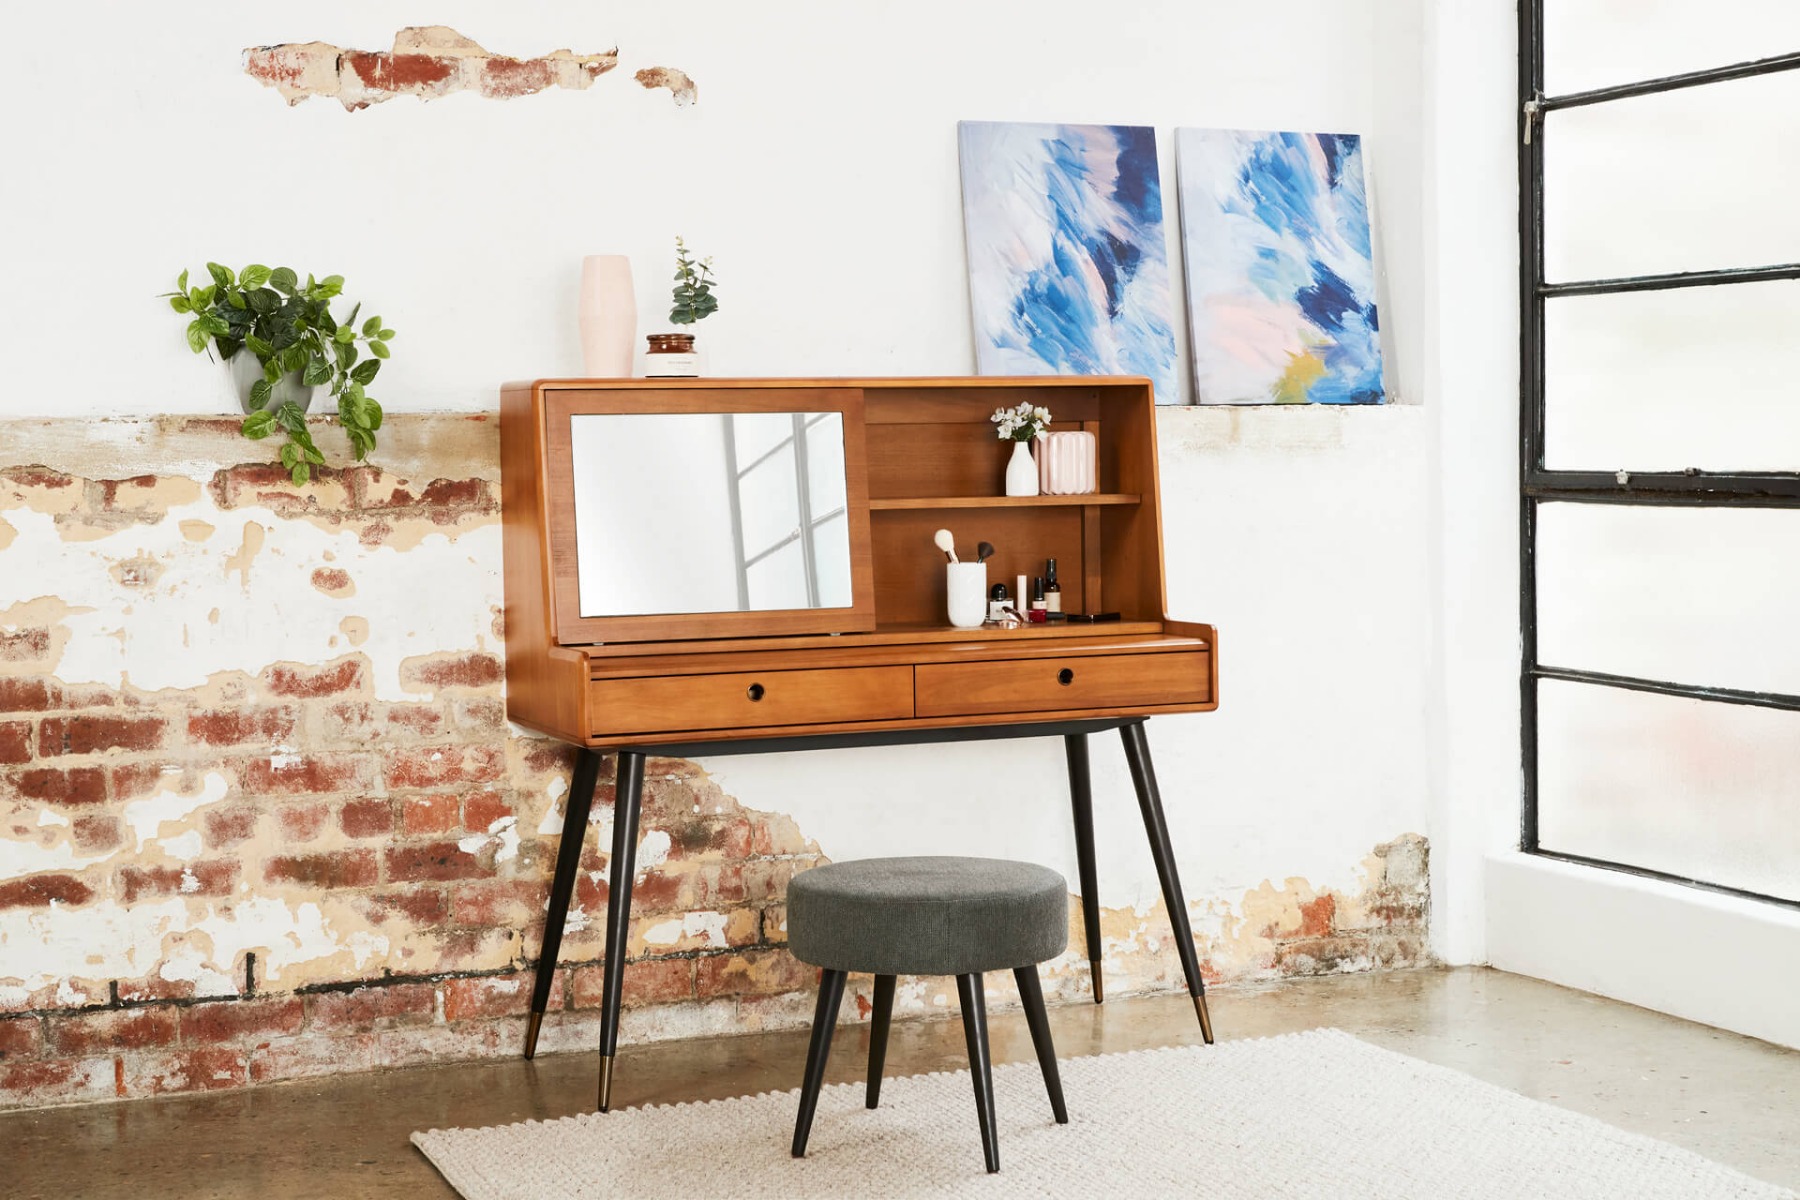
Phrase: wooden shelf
[{"left": 869, "top": 493, "right": 1139, "bottom": 511}]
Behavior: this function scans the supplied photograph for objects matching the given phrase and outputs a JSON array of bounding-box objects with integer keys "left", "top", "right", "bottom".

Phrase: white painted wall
[{"left": 2, "top": 3, "right": 1442, "bottom": 960}]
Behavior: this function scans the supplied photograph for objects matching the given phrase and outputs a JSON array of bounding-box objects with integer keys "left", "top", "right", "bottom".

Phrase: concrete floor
[{"left": 5, "top": 967, "right": 1798, "bottom": 1198}]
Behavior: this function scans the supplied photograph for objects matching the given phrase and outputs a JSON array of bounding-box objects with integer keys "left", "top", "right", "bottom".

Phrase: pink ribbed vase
[{"left": 578, "top": 255, "right": 636, "bottom": 377}]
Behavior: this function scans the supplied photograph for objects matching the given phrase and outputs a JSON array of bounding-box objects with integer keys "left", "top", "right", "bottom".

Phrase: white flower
[{"left": 990, "top": 401, "right": 1053, "bottom": 442}]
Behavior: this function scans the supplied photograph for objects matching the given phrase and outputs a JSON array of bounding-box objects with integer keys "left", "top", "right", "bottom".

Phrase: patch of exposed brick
[
  {"left": 49, "top": 1007, "right": 179, "bottom": 1057},
  {"left": 263, "top": 850, "right": 378, "bottom": 890},
  {"left": 188, "top": 707, "right": 298, "bottom": 747},
  {"left": 635, "top": 66, "right": 697, "bottom": 106},
  {"left": 0, "top": 677, "right": 56, "bottom": 713},
  {"left": 240, "top": 27, "right": 684, "bottom": 112},
  {"left": 262, "top": 659, "right": 367, "bottom": 699},
  {"left": 116, "top": 862, "right": 239, "bottom": 904},
  {"left": 0, "top": 874, "right": 95, "bottom": 910},
  {"left": 181, "top": 998, "right": 305, "bottom": 1046},
  {"left": 11, "top": 766, "right": 106, "bottom": 806},
  {"left": 307, "top": 983, "right": 435, "bottom": 1030},
  {"left": 38, "top": 714, "right": 167, "bottom": 757}
]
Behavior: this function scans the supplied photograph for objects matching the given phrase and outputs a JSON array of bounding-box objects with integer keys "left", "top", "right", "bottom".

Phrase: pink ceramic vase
[{"left": 578, "top": 255, "right": 636, "bottom": 377}]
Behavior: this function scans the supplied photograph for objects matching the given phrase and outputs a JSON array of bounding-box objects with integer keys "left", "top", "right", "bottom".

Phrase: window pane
[
  {"left": 1538, "top": 679, "right": 1800, "bottom": 901},
  {"left": 809, "top": 512, "right": 851, "bottom": 608},
  {"left": 1537, "top": 503, "right": 1800, "bottom": 695},
  {"left": 1546, "top": 0, "right": 1800, "bottom": 95},
  {"left": 737, "top": 446, "right": 800, "bottom": 555},
  {"left": 730, "top": 412, "right": 795, "bottom": 466},
  {"left": 1543, "top": 280, "right": 1800, "bottom": 472},
  {"left": 1543, "top": 69, "right": 1800, "bottom": 282},
  {"left": 804, "top": 416, "right": 847, "bottom": 517}
]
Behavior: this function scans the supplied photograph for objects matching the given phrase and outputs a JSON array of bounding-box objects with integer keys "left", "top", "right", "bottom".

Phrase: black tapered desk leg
[
  {"left": 524, "top": 748, "right": 603, "bottom": 1060},
  {"left": 1014, "top": 966, "right": 1069, "bottom": 1123},
  {"left": 1064, "top": 733, "right": 1105, "bottom": 1004},
  {"left": 1119, "top": 721, "right": 1214, "bottom": 1044},
  {"left": 793, "top": 968, "right": 848, "bottom": 1157},
  {"left": 866, "top": 974, "right": 896, "bottom": 1109},
  {"left": 597, "top": 750, "right": 647, "bottom": 1111},
  {"left": 957, "top": 973, "right": 1000, "bottom": 1173}
]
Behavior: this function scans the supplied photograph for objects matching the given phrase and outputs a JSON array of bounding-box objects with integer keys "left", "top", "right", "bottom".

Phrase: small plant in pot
[
  {"left": 165, "top": 263, "right": 395, "bottom": 484},
  {"left": 645, "top": 237, "right": 718, "bottom": 377}
]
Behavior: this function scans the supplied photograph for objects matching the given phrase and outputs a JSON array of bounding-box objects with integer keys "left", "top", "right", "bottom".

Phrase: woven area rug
[{"left": 413, "top": 1028, "right": 1793, "bottom": 1199}]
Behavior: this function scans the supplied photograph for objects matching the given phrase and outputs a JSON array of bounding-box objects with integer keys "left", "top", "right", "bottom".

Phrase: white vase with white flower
[{"left": 991, "top": 401, "right": 1052, "bottom": 497}]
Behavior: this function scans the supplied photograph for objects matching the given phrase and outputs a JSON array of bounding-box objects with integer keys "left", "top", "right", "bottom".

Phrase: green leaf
[
  {"left": 185, "top": 320, "right": 208, "bottom": 353},
  {"left": 362, "top": 315, "right": 382, "bottom": 336},
  {"left": 249, "top": 379, "right": 272, "bottom": 411},
  {"left": 319, "top": 274, "right": 345, "bottom": 298},
  {"left": 302, "top": 356, "right": 333, "bottom": 387},
  {"left": 240, "top": 264, "right": 272, "bottom": 289},
  {"left": 206, "top": 262, "right": 234, "bottom": 290},
  {"left": 198, "top": 313, "right": 231, "bottom": 338},
  {"left": 350, "top": 359, "right": 380, "bottom": 385},
  {"left": 247, "top": 288, "right": 278, "bottom": 315},
  {"left": 279, "top": 442, "right": 300, "bottom": 471},
  {"left": 369, "top": 339, "right": 390, "bottom": 359},
  {"left": 228, "top": 290, "right": 247, "bottom": 310},
  {"left": 280, "top": 345, "right": 308, "bottom": 374},
  {"left": 269, "top": 268, "right": 298, "bottom": 295},
  {"left": 241, "top": 410, "right": 276, "bottom": 439},
  {"left": 290, "top": 460, "right": 311, "bottom": 486},
  {"left": 334, "top": 341, "right": 354, "bottom": 371},
  {"left": 177, "top": 269, "right": 190, "bottom": 293},
  {"left": 168, "top": 295, "right": 192, "bottom": 314},
  {"left": 364, "top": 398, "right": 383, "bottom": 431},
  {"left": 332, "top": 325, "right": 354, "bottom": 345},
  {"left": 345, "top": 302, "right": 361, "bottom": 330},
  {"left": 245, "top": 334, "right": 274, "bottom": 359},
  {"left": 264, "top": 359, "right": 282, "bottom": 384},
  {"left": 377, "top": 327, "right": 395, "bottom": 340}
]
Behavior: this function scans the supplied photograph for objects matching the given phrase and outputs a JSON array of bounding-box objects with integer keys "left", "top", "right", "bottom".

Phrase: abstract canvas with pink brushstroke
[
  {"left": 1177, "top": 128, "right": 1385, "bottom": 405},
  {"left": 958, "top": 121, "right": 1180, "bottom": 404}
]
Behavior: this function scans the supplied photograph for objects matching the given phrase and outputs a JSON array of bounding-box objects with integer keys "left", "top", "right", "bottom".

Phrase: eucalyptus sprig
[
  {"left": 669, "top": 236, "right": 718, "bottom": 325},
  {"left": 165, "top": 263, "right": 396, "bottom": 484}
]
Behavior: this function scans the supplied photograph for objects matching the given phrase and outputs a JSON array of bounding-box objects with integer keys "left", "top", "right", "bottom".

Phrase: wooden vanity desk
[{"left": 500, "top": 376, "right": 1219, "bottom": 1111}]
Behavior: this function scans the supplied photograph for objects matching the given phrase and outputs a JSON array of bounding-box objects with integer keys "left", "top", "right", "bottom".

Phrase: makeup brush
[
  {"left": 933, "top": 528, "right": 958, "bottom": 563},
  {"left": 977, "top": 541, "right": 995, "bottom": 563}
]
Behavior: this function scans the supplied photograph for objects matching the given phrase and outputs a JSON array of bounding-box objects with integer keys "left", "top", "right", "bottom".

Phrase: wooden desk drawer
[
  {"left": 915, "top": 651, "right": 1210, "bottom": 718},
  {"left": 591, "top": 666, "right": 914, "bottom": 736}
]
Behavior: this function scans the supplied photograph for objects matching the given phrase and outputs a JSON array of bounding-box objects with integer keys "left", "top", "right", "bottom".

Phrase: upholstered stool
[{"left": 786, "top": 856, "right": 1070, "bottom": 1174}]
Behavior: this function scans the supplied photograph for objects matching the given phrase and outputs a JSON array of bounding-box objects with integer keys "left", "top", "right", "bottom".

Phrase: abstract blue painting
[
  {"left": 958, "top": 121, "right": 1180, "bottom": 404},
  {"left": 1176, "top": 128, "right": 1385, "bottom": 405}
]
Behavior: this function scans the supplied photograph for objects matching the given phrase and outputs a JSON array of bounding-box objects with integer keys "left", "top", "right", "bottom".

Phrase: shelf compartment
[{"left": 869, "top": 493, "right": 1139, "bottom": 510}]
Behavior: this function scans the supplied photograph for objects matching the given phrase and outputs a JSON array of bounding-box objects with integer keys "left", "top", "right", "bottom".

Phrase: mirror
[{"left": 570, "top": 412, "right": 854, "bottom": 618}]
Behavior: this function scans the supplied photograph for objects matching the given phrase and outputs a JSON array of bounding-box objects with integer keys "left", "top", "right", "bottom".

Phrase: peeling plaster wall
[{"left": 0, "top": 0, "right": 1443, "bottom": 1109}]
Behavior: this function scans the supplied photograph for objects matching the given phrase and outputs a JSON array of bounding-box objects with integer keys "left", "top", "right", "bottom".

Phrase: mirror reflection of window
[{"left": 570, "top": 411, "right": 854, "bottom": 618}]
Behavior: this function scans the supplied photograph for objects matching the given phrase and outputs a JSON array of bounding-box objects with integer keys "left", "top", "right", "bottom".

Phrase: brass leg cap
[
  {"left": 598, "top": 1054, "right": 616, "bottom": 1113},
  {"left": 1090, "top": 961, "right": 1105, "bottom": 1005},
  {"left": 1195, "top": 994, "right": 1215, "bottom": 1045},
  {"left": 524, "top": 1011, "right": 544, "bottom": 1060}
]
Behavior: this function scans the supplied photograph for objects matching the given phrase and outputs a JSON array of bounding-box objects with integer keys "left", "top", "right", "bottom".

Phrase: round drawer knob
[
  {"left": 1057, "top": 668, "right": 1075, "bottom": 686},
  {"left": 746, "top": 683, "right": 766, "bottom": 701}
]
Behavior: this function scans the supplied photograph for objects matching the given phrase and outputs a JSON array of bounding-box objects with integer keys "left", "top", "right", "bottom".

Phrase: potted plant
[
  {"left": 645, "top": 237, "right": 718, "bottom": 377},
  {"left": 991, "top": 401, "right": 1052, "bottom": 496},
  {"left": 165, "top": 263, "right": 396, "bottom": 484}
]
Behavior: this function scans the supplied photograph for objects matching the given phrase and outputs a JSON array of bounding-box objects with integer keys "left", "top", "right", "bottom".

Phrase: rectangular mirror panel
[
  {"left": 1536, "top": 503, "right": 1800, "bottom": 695},
  {"left": 1544, "top": 281, "right": 1800, "bottom": 472},
  {"left": 1539, "top": 679, "right": 1800, "bottom": 902},
  {"left": 570, "top": 412, "right": 855, "bottom": 617},
  {"left": 1544, "top": 70, "right": 1800, "bottom": 282}
]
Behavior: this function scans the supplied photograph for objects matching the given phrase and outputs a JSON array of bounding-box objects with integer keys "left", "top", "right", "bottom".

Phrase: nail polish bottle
[
  {"left": 1044, "top": 558, "right": 1063, "bottom": 614},
  {"left": 1029, "top": 576, "right": 1048, "bottom": 623}
]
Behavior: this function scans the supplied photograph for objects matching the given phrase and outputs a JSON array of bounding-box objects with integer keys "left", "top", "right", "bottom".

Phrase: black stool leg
[
  {"left": 956, "top": 973, "right": 1000, "bottom": 1174},
  {"left": 1120, "top": 721, "right": 1214, "bottom": 1044},
  {"left": 1065, "top": 733, "right": 1106, "bottom": 1004},
  {"left": 792, "top": 969, "right": 848, "bottom": 1158},
  {"left": 596, "top": 750, "right": 646, "bottom": 1110},
  {"left": 524, "top": 748, "right": 603, "bottom": 1059},
  {"left": 866, "top": 974, "right": 896, "bottom": 1109},
  {"left": 1013, "top": 966, "right": 1068, "bottom": 1124}
]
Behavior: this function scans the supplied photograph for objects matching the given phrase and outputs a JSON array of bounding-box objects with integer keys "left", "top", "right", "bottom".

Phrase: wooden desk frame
[{"left": 500, "top": 377, "right": 1220, "bottom": 1111}]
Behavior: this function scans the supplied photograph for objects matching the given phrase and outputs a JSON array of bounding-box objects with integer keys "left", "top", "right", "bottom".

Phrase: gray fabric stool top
[{"left": 787, "top": 856, "right": 1068, "bottom": 976}]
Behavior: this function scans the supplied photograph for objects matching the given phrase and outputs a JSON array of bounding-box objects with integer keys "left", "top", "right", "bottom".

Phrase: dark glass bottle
[{"left": 1044, "top": 558, "right": 1062, "bottom": 613}]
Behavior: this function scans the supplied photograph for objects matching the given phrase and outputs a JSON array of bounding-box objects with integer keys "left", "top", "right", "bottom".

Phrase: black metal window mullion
[{"left": 1518, "top": 4, "right": 1800, "bottom": 907}]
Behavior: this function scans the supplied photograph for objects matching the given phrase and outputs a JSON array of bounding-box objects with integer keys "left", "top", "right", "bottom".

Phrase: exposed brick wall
[
  {"left": 242, "top": 26, "right": 696, "bottom": 111},
  {"left": 0, "top": 414, "right": 1429, "bottom": 1111}
]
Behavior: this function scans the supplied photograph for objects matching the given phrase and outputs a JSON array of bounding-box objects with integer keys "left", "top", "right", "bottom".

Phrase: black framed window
[{"left": 1520, "top": 5, "right": 1800, "bottom": 907}]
